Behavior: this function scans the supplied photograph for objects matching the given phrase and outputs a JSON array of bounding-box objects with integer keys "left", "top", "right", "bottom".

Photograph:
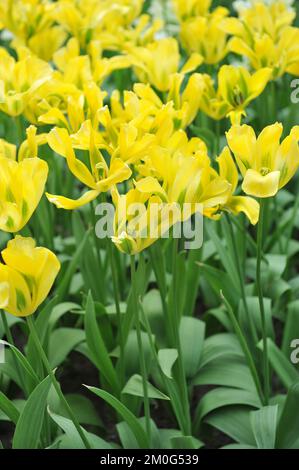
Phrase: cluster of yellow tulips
[
  {"left": 0, "top": 0, "right": 299, "bottom": 316},
  {"left": 1, "top": 0, "right": 299, "bottom": 452}
]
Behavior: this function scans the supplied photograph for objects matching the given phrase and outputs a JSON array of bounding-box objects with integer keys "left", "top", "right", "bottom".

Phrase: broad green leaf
[
  {"left": 200, "top": 333, "right": 243, "bottom": 367},
  {"left": 49, "top": 328, "right": 85, "bottom": 368},
  {"left": 13, "top": 374, "right": 52, "bottom": 449},
  {"left": 0, "top": 392, "right": 20, "bottom": 424},
  {"left": 85, "top": 386, "right": 149, "bottom": 448},
  {"left": 205, "top": 406, "right": 256, "bottom": 446},
  {"left": 0, "top": 340, "right": 39, "bottom": 388},
  {"left": 282, "top": 300, "right": 299, "bottom": 359},
  {"left": 49, "top": 302, "right": 81, "bottom": 330},
  {"left": 171, "top": 436, "right": 203, "bottom": 449},
  {"left": 117, "top": 418, "right": 160, "bottom": 449},
  {"left": 158, "top": 349, "right": 178, "bottom": 379},
  {"left": 48, "top": 409, "right": 111, "bottom": 449},
  {"left": 26, "top": 296, "right": 58, "bottom": 376},
  {"left": 257, "top": 338, "right": 299, "bottom": 388},
  {"left": 197, "top": 263, "right": 238, "bottom": 308},
  {"left": 179, "top": 317, "right": 205, "bottom": 378},
  {"left": 276, "top": 381, "right": 299, "bottom": 449},
  {"left": 194, "top": 357, "right": 256, "bottom": 392},
  {"left": 48, "top": 390, "right": 102, "bottom": 427},
  {"left": 250, "top": 405, "right": 278, "bottom": 449},
  {"left": 194, "top": 387, "right": 260, "bottom": 429},
  {"left": 122, "top": 374, "right": 169, "bottom": 400}
]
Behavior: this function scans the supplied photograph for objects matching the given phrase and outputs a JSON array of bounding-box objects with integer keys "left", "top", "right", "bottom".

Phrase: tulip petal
[
  {"left": 242, "top": 169, "right": 280, "bottom": 198},
  {"left": 46, "top": 189, "right": 100, "bottom": 209},
  {"left": 227, "top": 196, "right": 260, "bottom": 225}
]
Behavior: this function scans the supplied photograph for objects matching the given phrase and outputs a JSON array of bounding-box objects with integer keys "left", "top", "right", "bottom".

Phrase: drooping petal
[
  {"left": 46, "top": 189, "right": 100, "bottom": 210},
  {"left": 227, "top": 195, "right": 260, "bottom": 225},
  {"left": 242, "top": 169, "right": 280, "bottom": 198}
]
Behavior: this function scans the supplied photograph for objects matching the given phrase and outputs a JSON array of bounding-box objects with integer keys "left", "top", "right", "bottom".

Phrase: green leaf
[
  {"left": 48, "top": 409, "right": 111, "bottom": 449},
  {"left": 206, "top": 221, "right": 240, "bottom": 289},
  {"left": 158, "top": 349, "right": 178, "bottom": 379},
  {"left": 276, "top": 381, "right": 299, "bottom": 449},
  {"left": 117, "top": 418, "right": 160, "bottom": 449},
  {"left": 122, "top": 374, "right": 169, "bottom": 400},
  {"left": 55, "top": 228, "right": 90, "bottom": 301},
  {"left": 282, "top": 300, "right": 299, "bottom": 358},
  {"left": 170, "top": 436, "right": 204, "bottom": 449},
  {"left": 257, "top": 338, "right": 299, "bottom": 388},
  {"left": 26, "top": 296, "right": 58, "bottom": 376},
  {"left": 85, "top": 292, "right": 120, "bottom": 394},
  {"left": 250, "top": 405, "right": 278, "bottom": 449},
  {"left": 0, "top": 392, "right": 20, "bottom": 424},
  {"left": 48, "top": 389, "right": 102, "bottom": 427},
  {"left": 206, "top": 406, "right": 256, "bottom": 446},
  {"left": 0, "top": 339, "right": 39, "bottom": 388},
  {"left": 13, "top": 374, "right": 52, "bottom": 449},
  {"left": 200, "top": 333, "right": 243, "bottom": 367},
  {"left": 85, "top": 386, "right": 149, "bottom": 448},
  {"left": 197, "top": 263, "right": 238, "bottom": 309},
  {"left": 194, "top": 357, "right": 256, "bottom": 392},
  {"left": 49, "top": 328, "right": 85, "bottom": 368},
  {"left": 49, "top": 302, "right": 81, "bottom": 330},
  {"left": 179, "top": 317, "right": 205, "bottom": 378},
  {"left": 194, "top": 387, "right": 260, "bottom": 429}
]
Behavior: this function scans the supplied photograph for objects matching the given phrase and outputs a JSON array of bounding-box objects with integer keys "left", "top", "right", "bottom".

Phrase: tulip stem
[
  {"left": 256, "top": 199, "right": 270, "bottom": 405},
  {"left": 108, "top": 239, "right": 125, "bottom": 387},
  {"left": 130, "top": 256, "right": 151, "bottom": 447},
  {"left": 26, "top": 315, "right": 91, "bottom": 449},
  {"left": 171, "top": 238, "right": 191, "bottom": 435},
  {"left": 225, "top": 214, "right": 258, "bottom": 345}
]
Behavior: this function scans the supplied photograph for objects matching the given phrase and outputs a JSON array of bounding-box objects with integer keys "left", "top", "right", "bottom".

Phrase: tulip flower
[
  {"left": 46, "top": 127, "right": 132, "bottom": 209},
  {"left": 0, "top": 0, "right": 66, "bottom": 61},
  {"left": 221, "top": 3, "right": 299, "bottom": 78},
  {"left": 180, "top": 7, "right": 229, "bottom": 65},
  {"left": 0, "top": 236, "right": 60, "bottom": 317},
  {"left": 0, "top": 48, "right": 52, "bottom": 116},
  {"left": 129, "top": 38, "right": 203, "bottom": 92},
  {"left": 199, "top": 65, "right": 272, "bottom": 123},
  {"left": 172, "top": 0, "right": 212, "bottom": 20},
  {"left": 0, "top": 155, "right": 48, "bottom": 232},
  {"left": 217, "top": 147, "right": 260, "bottom": 224},
  {"left": 112, "top": 142, "right": 231, "bottom": 254},
  {"left": 226, "top": 123, "right": 299, "bottom": 198}
]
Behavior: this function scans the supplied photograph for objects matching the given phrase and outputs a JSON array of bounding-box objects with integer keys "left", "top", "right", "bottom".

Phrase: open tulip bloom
[{"left": 1, "top": 0, "right": 299, "bottom": 454}]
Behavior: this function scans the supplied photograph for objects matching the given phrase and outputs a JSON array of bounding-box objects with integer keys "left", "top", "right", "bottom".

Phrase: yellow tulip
[
  {"left": 0, "top": 154, "right": 48, "bottom": 232},
  {"left": 53, "top": 38, "right": 132, "bottom": 89},
  {"left": 226, "top": 123, "right": 299, "bottom": 198},
  {"left": 129, "top": 38, "right": 202, "bottom": 92},
  {"left": 0, "top": 236, "right": 60, "bottom": 317},
  {"left": 226, "top": 1, "right": 295, "bottom": 42},
  {"left": 221, "top": 3, "right": 299, "bottom": 78},
  {"left": 172, "top": 0, "right": 212, "bottom": 20},
  {"left": 112, "top": 139, "right": 231, "bottom": 254},
  {"left": 46, "top": 127, "right": 132, "bottom": 209},
  {"left": 54, "top": 0, "right": 143, "bottom": 48},
  {"left": 217, "top": 147, "right": 260, "bottom": 225},
  {"left": 133, "top": 72, "right": 205, "bottom": 129},
  {"left": 180, "top": 7, "right": 229, "bottom": 65},
  {"left": 0, "top": 0, "right": 66, "bottom": 60},
  {"left": 0, "top": 48, "right": 52, "bottom": 117},
  {"left": 199, "top": 65, "right": 271, "bottom": 123}
]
